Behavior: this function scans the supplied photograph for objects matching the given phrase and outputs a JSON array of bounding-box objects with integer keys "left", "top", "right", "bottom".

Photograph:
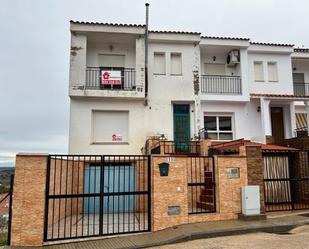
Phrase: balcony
[
  {"left": 200, "top": 75, "right": 242, "bottom": 95},
  {"left": 86, "top": 67, "right": 137, "bottom": 91},
  {"left": 293, "top": 83, "right": 309, "bottom": 96}
]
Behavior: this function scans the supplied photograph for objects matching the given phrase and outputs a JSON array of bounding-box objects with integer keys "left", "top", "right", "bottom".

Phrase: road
[{"left": 151, "top": 225, "right": 309, "bottom": 249}]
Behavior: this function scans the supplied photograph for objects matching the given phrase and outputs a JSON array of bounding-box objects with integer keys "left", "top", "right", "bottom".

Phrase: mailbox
[{"left": 158, "top": 162, "right": 170, "bottom": 176}]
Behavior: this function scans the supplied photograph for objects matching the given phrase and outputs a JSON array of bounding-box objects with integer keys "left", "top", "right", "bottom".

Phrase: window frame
[
  {"left": 153, "top": 52, "right": 166, "bottom": 75},
  {"left": 170, "top": 52, "right": 182, "bottom": 76},
  {"left": 267, "top": 61, "right": 278, "bottom": 82},
  {"left": 253, "top": 61, "right": 264, "bottom": 82},
  {"left": 204, "top": 114, "right": 234, "bottom": 141},
  {"left": 91, "top": 110, "right": 130, "bottom": 145}
]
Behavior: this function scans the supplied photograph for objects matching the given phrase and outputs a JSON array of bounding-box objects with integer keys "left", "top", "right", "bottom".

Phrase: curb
[{"left": 127, "top": 220, "right": 309, "bottom": 249}]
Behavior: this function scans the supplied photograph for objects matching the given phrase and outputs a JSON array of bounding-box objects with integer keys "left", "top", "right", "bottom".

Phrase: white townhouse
[{"left": 68, "top": 20, "right": 309, "bottom": 155}]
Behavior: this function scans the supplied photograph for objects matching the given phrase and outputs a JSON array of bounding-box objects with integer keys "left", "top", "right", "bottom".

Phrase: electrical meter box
[{"left": 241, "top": 185, "right": 260, "bottom": 215}]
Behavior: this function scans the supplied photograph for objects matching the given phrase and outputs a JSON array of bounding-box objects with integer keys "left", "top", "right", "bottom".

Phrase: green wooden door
[{"left": 173, "top": 104, "right": 190, "bottom": 152}]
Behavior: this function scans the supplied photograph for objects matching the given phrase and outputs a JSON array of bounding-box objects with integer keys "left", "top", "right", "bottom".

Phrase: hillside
[{"left": 0, "top": 168, "right": 14, "bottom": 193}]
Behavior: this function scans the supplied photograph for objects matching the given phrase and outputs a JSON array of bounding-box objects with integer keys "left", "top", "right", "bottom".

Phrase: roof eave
[{"left": 70, "top": 21, "right": 145, "bottom": 35}]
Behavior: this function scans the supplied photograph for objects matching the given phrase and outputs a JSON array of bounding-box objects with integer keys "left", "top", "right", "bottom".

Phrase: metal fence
[
  {"left": 293, "top": 83, "right": 309, "bottom": 96},
  {"left": 187, "top": 156, "right": 216, "bottom": 214},
  {"left": 86, "top": 67, "right": 136, "bottom": 90},
  {"left": 263, "top": 151, "right": 309, "bottom": 212},
  {"left": 44, "top": 155, "right": 150, "bottom": 242},
  {"left": 0, "top": 175, "right": 14, "bottom": 246},
  {"left": 200, "top": 75, "right": 242, "bottom": 95},
  {"left": 163, "top": 141, "right": 201, "bottom": 155}
]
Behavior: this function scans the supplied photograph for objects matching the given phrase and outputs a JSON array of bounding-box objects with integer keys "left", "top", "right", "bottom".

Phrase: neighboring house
[{"left": 68, "top": 20, "right": 309, "bottom": 155}]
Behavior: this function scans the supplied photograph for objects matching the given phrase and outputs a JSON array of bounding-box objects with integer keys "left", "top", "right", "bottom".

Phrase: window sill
[
  {"left": 170, "top": 74, "right": 183, "bottom": 76},
  {"left": 269, "top": 80, "right": 279, "bottom": 83},
  {"left": 255, "top": 80, "right": 265, "bottom": 82},
  {"left": 153, "top": 73, "right": 166, "bottom": 76}
]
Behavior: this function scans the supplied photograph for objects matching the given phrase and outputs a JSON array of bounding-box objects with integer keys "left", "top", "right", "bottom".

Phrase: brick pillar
[
  {"left": 266, "top": 135, "right": 274, "bottom": 144},
  {"left": 151, "top": 156, "right": 189, "bottom": 231},
  {"left": 200, "top": 139, "right": 212, "bottom": 156},
  {"left": 216, "top": 155, "right": 248, "bottom": 217},
  {"left": 11, "top": 153, "right": 48, "bottom": 246},
  {"left": 244, "top": 146, "right": 265, "bottom": 213}
]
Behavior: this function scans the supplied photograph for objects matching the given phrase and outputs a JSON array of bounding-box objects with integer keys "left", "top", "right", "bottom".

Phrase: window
[
  {"left": 267, "top": 62, "right": 278, "bottom": 82},
  {"left": 92, "top": 110, "right": 129, "bottom": 143},
  {"left": 98, "top": 54, "right": 125, "bottom": 67},
  {"left": 204, "top": 115, "right": 233, "bottom": 140},
  {"left": 204, "top": 63, "right": 225, "bottom": 75},
  {"left": 170, "top": 53, "right": 182, "bottom": 75},
  {"left": 154, "top": 52, "right": 166, "bottom": 75},
  {"left": 254, "top": 61, "right": 264, "bottom": 81}
]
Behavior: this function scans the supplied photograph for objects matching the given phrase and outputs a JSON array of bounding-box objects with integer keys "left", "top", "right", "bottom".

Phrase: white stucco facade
[{"left": 68, "top": 21, "right": 309, "bottom": 154}]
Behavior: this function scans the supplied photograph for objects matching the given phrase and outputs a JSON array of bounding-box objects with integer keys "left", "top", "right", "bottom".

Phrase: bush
[
  {"left": 0, "top": 230, "right": 8, "bottom": 246},
  {"left": 0, "top": 216, "right": 7, "bottom": 231},
  {"left": 0, "top": 186, "right": 9, "bottom": 194}
]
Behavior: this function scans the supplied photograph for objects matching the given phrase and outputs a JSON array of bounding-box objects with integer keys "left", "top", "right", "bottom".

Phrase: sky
[{"left": 1, "top": 0, "right": 309, "bottom": 167}]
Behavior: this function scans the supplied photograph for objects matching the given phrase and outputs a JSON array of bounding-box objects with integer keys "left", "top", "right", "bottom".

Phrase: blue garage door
[{"left": 84, "top": 164, "right": 136, "bottom": 214}]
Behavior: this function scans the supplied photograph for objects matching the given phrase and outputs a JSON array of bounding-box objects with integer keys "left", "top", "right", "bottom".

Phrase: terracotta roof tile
[
  {"left": 250, "top": 41, "right": 294, "bottom": 47},
  {"left": 70, "top": 20, "right": 200, "bottom": 34},
  {"left": 202, "top": 36, "right": 249, "bottom": 41},
  {"left": 70, "top": 20, "right": 145, "bottom": 28},
  {"left": 150, "top": 30, "right": 201, "bottom": 35},
  {"left": 69, "top": 20, "right": 299, "bottom": 48},
  {"left": 294, "top": 48, "right": 309, "bottom": 53},
  {"left": 250, "top": 93, "right": 309, "bottom": 98},
  {"left": 209, "top": 139, "right": 298, "bottom": 152}
]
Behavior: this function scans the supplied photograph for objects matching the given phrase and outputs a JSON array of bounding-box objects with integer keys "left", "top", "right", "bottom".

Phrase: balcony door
[
  {"left": 293, "top": 73, "right": 305, "bottom": 95},
  {"left": 204, "top": 63, "right": 225, "bottom": 75},
  {"left": 99, "top": 54, "right": 125, "bottom": 90}
]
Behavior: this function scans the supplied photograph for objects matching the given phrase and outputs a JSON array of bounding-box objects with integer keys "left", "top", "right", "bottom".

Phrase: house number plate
[{"left": 168, "top": 206, "right": 180, "bottom": 215}]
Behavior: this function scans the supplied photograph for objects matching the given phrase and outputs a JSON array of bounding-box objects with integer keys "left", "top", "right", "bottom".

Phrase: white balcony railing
[
  {"left": 200, "top": 75, "right": 242, "bottom": 95},
  {"left": 86, "top": 67, "right": 136, "bottom": 91}
]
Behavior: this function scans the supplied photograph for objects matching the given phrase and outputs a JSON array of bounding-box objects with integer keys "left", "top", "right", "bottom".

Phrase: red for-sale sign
[{"left": 101, "top": 71, "right": 121, "bottom": 85}]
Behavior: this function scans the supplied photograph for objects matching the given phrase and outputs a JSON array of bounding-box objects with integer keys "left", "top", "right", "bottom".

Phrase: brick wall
[
  {"left": 11, "top": 154, "right": 48, "bottom": 246},
  {"left": 266, "top": 135, "right": 274, "bottom": 144},
  {"left": 189, "top": 155, "right": 248, "bottom": 223},
  {"left": 284, "top": 136, "right": 309, "bottom": 150},
  {"left": 242, "top": 146, "right": 265, "bottom": 213},
  {"left": 151, "top": 154, "right": 248, "bottom": 231},
  {"left": 151, "top": 156, "right": 189, "bottom": 231},
  {"left": 11, "top": 150, "right": 256, "bottom": 245},
  {"left": 292, "top": 152, "right": 309, "bottom": 203}
]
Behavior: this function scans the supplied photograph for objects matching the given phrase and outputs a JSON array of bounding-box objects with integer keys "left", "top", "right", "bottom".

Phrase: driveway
[{"left": 150, "top": 225, "right": 309, "bottom": 249}]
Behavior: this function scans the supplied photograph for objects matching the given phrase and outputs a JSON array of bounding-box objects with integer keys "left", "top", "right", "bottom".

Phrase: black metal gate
[
  {"left": 263, "top": 151, "right": 309, "bottom": 212},
  {"left": 44, "top": 155, "right": 151, "bottom": 242},
  {"left": 187, "top": 156, "right": 216, "bottom": 214}
]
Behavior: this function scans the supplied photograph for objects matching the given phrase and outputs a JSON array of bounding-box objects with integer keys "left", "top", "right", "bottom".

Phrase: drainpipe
[{"left": 144, "top": 3, "right": 149, "bottom": 105}]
